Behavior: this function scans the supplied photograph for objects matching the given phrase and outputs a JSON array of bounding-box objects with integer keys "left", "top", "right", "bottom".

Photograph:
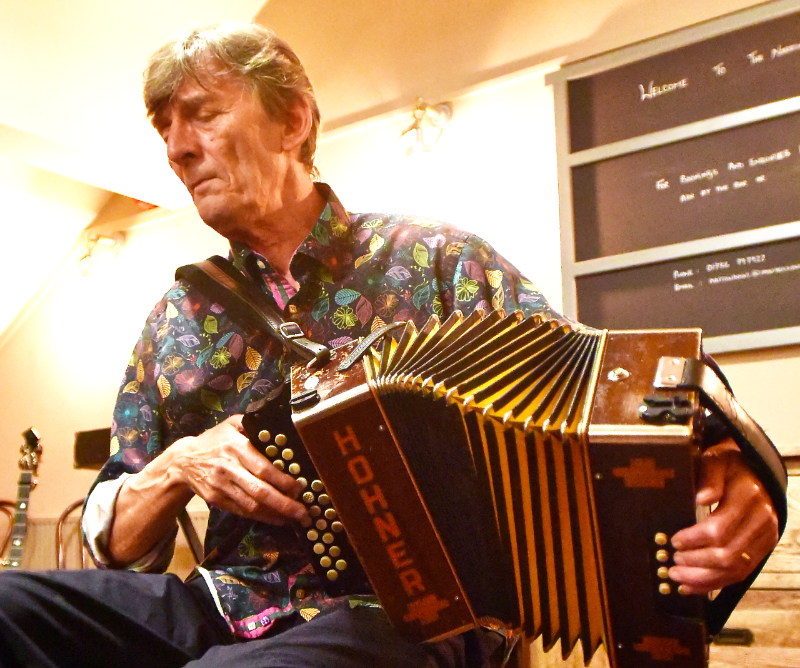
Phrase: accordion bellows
[{"left": 283, "top": 308, "right": 713, "bottom": 668}]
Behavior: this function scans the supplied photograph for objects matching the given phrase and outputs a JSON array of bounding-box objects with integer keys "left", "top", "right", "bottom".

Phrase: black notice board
[
  {"left": 577, "top": 237, "right": 800, "bottom": 337},
  {"left": 549, "top": 1, "right": 800, "bottom": 349},
  {"left": 573, "top": 111, "right": 800, "bottom": 261},
  {"left": 568, "top": 10, "right": 800, "bottom": 151}
]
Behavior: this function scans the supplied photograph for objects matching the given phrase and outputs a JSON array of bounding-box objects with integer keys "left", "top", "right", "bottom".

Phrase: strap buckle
[{"left": 279, "top": 322, "right": 304, "bottom": 340}]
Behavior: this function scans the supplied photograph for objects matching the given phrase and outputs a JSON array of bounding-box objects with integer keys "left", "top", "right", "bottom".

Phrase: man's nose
[{"left": 166, "top": 119, "right": 198, "bottom": 165}]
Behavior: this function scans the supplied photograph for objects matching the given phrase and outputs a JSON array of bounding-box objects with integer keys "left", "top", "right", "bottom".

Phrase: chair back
[{"left": 56, "top": 498, "right": 88, "bottom": 569}]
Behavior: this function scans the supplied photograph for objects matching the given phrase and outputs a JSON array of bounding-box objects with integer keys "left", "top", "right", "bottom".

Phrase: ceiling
[{"left": 0, "top": 0, "right": 766, "bottom": 339}]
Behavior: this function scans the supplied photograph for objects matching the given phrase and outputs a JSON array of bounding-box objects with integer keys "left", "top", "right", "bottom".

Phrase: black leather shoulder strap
[{"left": 175, "top": 256, "right": 330, "bottom": 368}]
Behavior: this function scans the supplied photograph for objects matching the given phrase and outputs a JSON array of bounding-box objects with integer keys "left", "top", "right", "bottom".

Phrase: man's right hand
[
  {"left": 106, "top": 416, "right": 308, "bottom": 565},
  {"left": 168, "top": 415, "right": 309, "bottom": 526}
]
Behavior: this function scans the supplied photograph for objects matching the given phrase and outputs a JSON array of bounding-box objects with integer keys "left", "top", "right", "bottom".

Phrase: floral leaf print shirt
[{"left": 85, "top": 183, "right": 559, "bottom": 639}]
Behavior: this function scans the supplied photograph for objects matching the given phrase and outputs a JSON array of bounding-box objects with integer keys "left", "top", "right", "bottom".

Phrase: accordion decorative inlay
[{"left": 242, "top": 308, "right": 787, "bottom": 668}]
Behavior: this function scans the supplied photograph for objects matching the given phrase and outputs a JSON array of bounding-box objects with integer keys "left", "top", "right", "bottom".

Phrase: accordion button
[
  {"left": 275, "top": 434, "right": 288, "bottom": 446},
  {"left": 654, "top": 533, "right": 668, "bottom": 546},
  {"left": 322, "top": 533, "right": 334, "bottom": 544},
  {"left": 313, "top": 543, "right": 325, "bottom": 555},
  {"left": 325, "top": 508, "right": 337, "bottom": 520},
  {"left": 329, "top": 546, "right": 341, "bottom": 557},
  {"left": 318, "top": 494, "right": 330, "bottom": 506},
  {"left": 311, "top": 480, "right": 324, "bottom": 492},
  {"left": 656, "top": 550, "right": 670, "bottom": 563},
  {"left": 320, "top": 556, "right": 332, "bottom": 567},
  {"left": 303, "top": 492, "right": 315, "bottom": 504},
  {"left": 265, "top": 445, "right": 278, "bottom": 458},
  {"left": 273, "top": 460, "right": 285, "bottom": 471},
  {"left": 307, "top": 530, "right": 319, "bottom": 541},
  {"left": 282, "top": 448, "right": 294, "bottom": 460},
  {"left": 258, "top": 430, "right": 271, "bottom": 442},
  {"left": 659, "top": 583, "right": 672, "bottom": 595},
  {"left": 289, "top": 463, "right": 301, "bottom": 475},
  {"left": 658, "top": 567, "right": 670, "bottom": 579},
  {"left": 336, "top": 560, "right": 347, "bottom": 571},
  {"left": 327, "top": 570, "right": 339, "bottom": 581},
  {"left": 309, "top": 506, "right": 322, "bottom": 517},
  {"left": 297, "top": 477, "right": 308, "bottom": 488},
  {"left": 316, "top": 519, "right": 328, "bottom": 530},
  {"left": 331, "top": 522, "right": 344, "bottom": 533}
]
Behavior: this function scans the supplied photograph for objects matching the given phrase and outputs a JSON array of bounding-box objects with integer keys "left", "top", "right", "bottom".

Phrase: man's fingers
[
  {"left": 236, "top": 442, "right": 305, "bottom": 498},
  {"left": 664, "top": 438, "right": 781, "bottom": 595},
  {"left": 193, "top": 464, "right": 308, "bottom": 525},
  {"left": 669, "top": 530, "right": 774, "bottom": 594},
  {"left": 176, "top": 417, "right": 309, "bottom": 524},
  {"left": 235, "top": 467, "right": 309, "bottom": 523}
]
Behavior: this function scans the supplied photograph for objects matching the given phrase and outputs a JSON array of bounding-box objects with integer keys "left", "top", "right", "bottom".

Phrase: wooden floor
[{"left": 709, "top": 590, "right": 800, "bottom": 668}]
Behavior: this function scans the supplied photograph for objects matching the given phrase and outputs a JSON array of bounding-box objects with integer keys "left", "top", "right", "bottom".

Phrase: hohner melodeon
[{"left": 242, "top": 309, "right": 787, "bottom": 668}]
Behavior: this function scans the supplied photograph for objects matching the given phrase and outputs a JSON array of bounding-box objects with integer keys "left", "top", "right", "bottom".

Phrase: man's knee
[{"left": 0, "top": 571, "right": 41, "bottom": 615}]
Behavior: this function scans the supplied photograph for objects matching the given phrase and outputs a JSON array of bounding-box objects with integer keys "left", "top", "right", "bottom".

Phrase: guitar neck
[{"left": 2, "top": 471, "right": 32, "bottom": 569}]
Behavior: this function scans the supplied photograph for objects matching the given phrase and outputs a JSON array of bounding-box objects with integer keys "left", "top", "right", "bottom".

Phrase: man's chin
[{"left": 193, "top": 198, "right": 236, "bottom": 235}]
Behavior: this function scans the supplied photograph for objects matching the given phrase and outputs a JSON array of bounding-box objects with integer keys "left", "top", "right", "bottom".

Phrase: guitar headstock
[{"left": 19, "top": 427, "right": 42, "bottom": 474}]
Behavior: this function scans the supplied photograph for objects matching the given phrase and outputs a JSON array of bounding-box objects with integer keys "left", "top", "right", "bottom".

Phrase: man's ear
[{"left": 281, "top": 99, "right": 312, "bottom": 155}]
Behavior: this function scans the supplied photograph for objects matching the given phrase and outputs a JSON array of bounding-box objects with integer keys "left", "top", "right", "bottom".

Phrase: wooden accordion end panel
[{"left": 289, "top": 309, "right": 709, "bottom": 668}]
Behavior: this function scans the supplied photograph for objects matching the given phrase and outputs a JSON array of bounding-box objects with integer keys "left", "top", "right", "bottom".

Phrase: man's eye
[{"left": 197, "top": 110, "right": 218, "bottom": 122}]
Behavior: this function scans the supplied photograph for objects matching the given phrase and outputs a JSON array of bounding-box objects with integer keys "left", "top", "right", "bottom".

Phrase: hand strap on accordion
[
  {"left": 656, "top": 355, "right": 788, "bottom": 635},
  {"left": 175, "top": 256, "right": 331, "bottom": 368},
  {"left": 337, "top": 321, "right": 406, "bottom": 371}
]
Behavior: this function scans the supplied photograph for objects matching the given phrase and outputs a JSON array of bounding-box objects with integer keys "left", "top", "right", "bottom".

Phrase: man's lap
[
  {"left": 0, "top": 569, "right": 501, "bottom": 668},
  {"left": 0, "top": 568, "right": 226, "bottom": 667}
]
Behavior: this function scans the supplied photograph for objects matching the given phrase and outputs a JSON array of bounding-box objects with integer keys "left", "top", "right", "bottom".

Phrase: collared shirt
[{"left": 86, "top": 184, "right": 557, "bottom": 639}]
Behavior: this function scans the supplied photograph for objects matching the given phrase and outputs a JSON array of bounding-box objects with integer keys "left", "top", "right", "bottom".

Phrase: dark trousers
[{"left": 0, "top": 570, "right": 503, "bottom": 668}]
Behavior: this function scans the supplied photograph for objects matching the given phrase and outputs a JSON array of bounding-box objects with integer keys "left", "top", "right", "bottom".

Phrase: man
[{"left": 0, "top": 22, "right": 781, "bottom": 668}]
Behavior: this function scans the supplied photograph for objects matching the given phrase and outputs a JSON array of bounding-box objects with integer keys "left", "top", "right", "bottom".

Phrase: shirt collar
[
  {"left": 290, "top": 182, "right": 355, "bottom": 282},
  {"left": 227, "top": 183, "right": 354, "bottom": 285}
]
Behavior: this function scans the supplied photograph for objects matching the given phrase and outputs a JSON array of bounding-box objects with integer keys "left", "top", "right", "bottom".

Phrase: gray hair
[{"left": 143, "top": 22, "right": 320, "bottom": 175}]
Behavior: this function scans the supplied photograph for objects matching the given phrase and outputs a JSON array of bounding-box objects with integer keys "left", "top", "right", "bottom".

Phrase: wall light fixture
[
  {"left": 399, "top": 98, "right": 453, "bottom": 156},
  {"left": 79, "top": 232, "right": 125, "bottom": 276}
]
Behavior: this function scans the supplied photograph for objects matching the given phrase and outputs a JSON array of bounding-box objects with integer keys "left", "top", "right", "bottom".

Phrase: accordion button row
[
  {"left": 653, "top": 532, "right": 681, "bottom": 596},
  {"left": 258, "top": 427, "right": 351, "bottom": 583}
]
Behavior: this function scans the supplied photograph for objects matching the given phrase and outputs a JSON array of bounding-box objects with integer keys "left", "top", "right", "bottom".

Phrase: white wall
[{"left": 0, "top": 209, "right": 227, "bottom": 518}]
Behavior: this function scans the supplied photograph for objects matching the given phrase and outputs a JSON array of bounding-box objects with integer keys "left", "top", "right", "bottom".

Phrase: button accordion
[{"left": 241, "top": 308, "right": 787, "bottom": 668}]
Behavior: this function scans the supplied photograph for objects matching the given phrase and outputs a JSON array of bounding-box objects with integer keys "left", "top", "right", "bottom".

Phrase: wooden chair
[
  {"left": 55, "top": 498, "right": 203, "bottom": 569},
  {"left": 56, "top": 498, "right": 88, "bottom": 569},
  {"left": 0, "top": 500, "right": 14, "bottom": 558}
]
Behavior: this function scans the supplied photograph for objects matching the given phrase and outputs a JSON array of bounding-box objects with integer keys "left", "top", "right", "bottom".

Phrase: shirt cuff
[{"left": 82, "top": 474, "right": 177, "bottom": 573}]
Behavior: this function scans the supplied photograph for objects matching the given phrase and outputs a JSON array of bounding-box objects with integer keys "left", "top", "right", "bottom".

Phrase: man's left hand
[{"left": 668, "top": 439, "right": 780, "bottom": 594}]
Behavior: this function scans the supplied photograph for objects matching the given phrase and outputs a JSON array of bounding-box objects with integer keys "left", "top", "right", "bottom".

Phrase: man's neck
[{"left": 239, "top": 180, "right": 326, "bottom": 276}]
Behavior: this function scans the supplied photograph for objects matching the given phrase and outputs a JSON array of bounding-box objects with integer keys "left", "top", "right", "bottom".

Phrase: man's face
[{"left": 152, "top": 65, "right": 292, "bottom": 239}]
